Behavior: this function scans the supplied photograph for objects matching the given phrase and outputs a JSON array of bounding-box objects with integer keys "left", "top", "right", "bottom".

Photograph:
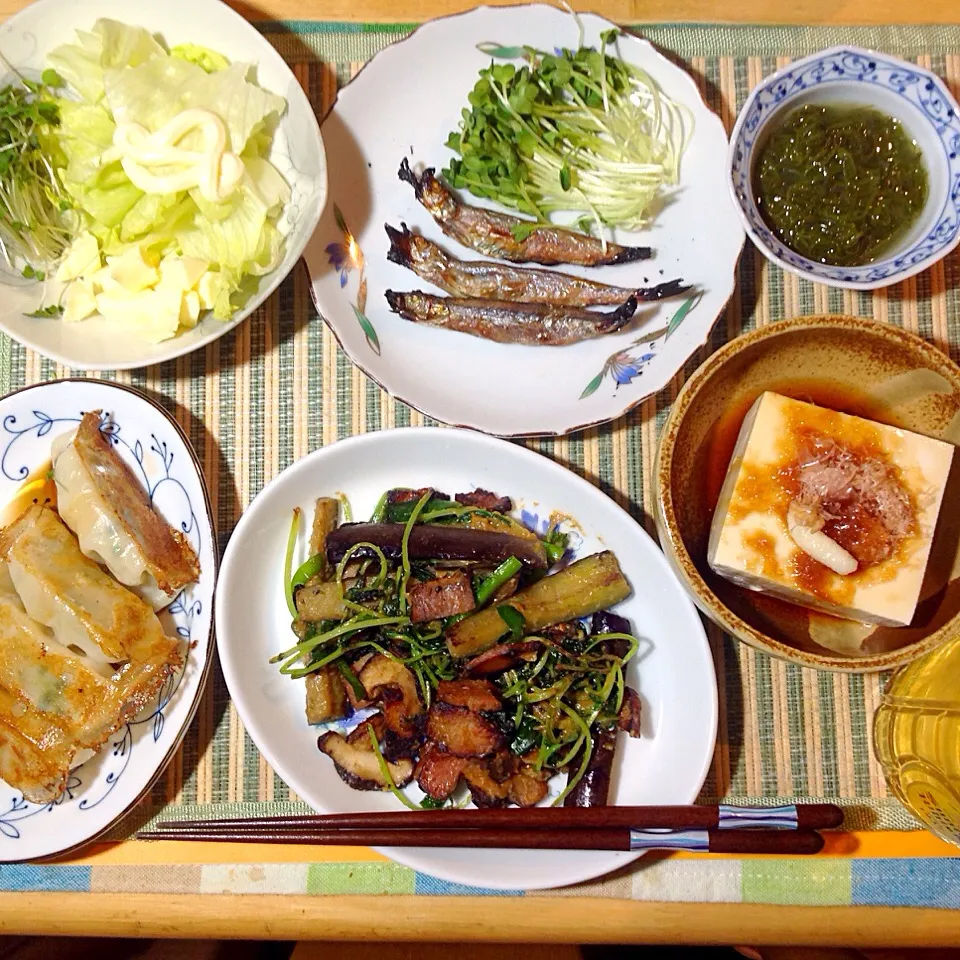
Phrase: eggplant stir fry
[{"left": 273, "top": 487, "right": 643, "bottom": 809}]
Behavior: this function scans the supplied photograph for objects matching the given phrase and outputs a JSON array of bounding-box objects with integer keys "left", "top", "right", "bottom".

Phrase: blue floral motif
[
  {"left": 580, "top": 296, "right": 698, "bottom": 400},
  {"left": 731, "top": 46, "right": 960, "bottom": 285},
  {"left": 520, "top": 510, "right": 582, "bottom": 564},
  {"left": 520, "top": 509, "right": 546, "bottom": 534},
  {"left": 326, "top": 241, "right": 351, "bottom": 288},
  {"left": 579, "top": 342, "right": 657, "bottom": 398},
  {"left": 0, "top": 776, "right": 82, "bottom": 840},
  {"left": 612, "top": 347, "right": 654, "bottom": 385},
  {"left": 77, "top": 727, "right": 133, "bottom": 812},
  {"left": 1, "top": 411, "right": 80, "bottom": 480},
  {"left": 608, "top": 349, "right": 656, "bottom": 386},
  {"left": 0, "top": 402, "right": 202, "bottom": 844},
  {"left": 329, "top": 205, "right": 379, "bottom": 354}
]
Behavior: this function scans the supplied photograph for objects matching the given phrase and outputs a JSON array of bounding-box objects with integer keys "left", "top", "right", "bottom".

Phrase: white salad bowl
[
  {"left": 216, "top": 427, "right": 718, "bottom": 890},
  {"left": 729, "top": 45, "right": 960, "bottom": 290},
  {"left": 0, "top": 0, "right": 327, "bottom": 370}
]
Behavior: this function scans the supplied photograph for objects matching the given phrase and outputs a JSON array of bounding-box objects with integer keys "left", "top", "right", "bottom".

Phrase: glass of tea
[{"left": 874, "top": 636, "right": 960, "bottom": 845}]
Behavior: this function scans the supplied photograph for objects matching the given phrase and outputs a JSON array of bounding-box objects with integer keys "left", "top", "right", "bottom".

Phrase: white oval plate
[
  {"left": 216, "top": 428, "right": 717, "bottom": 890},
  {"left": 0, "top": 379, "right": 216, "bottom": 862},
  {"left": 0, "top": 0, "right": 327, "bottom": 371},
  {"left": 304, "top": 4, "right": 744, "bottom": 437}
]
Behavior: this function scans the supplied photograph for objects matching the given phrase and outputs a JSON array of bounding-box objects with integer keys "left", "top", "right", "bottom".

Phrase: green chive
[
  {"left": 283, "top": 508, "right": 301, "bottom": 618},
  {"left": 291, "top": 553, "right": 326, "bottom": 590},
  {"left": 335, "top": 659, "right": 365, "bottom": 701}
]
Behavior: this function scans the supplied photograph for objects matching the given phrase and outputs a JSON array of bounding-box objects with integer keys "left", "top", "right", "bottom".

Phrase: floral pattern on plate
[
  {"left": 580, "top": 295, "right": 700, "bottom": 398},
  {"left": 326, "top": 206, "right": 380, "bottom": 355}
]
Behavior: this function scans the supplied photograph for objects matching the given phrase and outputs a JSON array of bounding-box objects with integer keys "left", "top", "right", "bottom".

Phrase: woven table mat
[{"left": 2, "top": 23, "right": 960, "bottom": 899}]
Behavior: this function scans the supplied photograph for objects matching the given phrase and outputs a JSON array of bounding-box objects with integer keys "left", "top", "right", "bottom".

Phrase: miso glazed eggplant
[{"left": 272, "top": 487, "right": 643, "bottom": 808}]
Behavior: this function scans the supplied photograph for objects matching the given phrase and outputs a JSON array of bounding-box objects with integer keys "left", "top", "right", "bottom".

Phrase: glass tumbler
[{"left": 874, "top": 636, "right": 960, "bottom": 846}]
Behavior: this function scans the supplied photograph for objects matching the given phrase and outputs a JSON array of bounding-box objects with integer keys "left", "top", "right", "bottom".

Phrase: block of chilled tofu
[{"left": 707, "top": 391, "right": 954, "bottom": 627}]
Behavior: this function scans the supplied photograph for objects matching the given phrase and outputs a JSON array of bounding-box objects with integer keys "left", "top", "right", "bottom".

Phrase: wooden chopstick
[
  {"left": 148, "top": 803, "right": 843, "bottom": 834},
  {"left": 136, "top": 825, "right": 825, "bottom": 854}
]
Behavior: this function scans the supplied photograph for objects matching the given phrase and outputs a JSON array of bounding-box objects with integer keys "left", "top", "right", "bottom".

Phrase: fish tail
[
  {"left": 635, "top": 279, "right": 691, "bottom": 301},
  {"left": 602, "top": 245, "right": 654, "bottom": 265},
  {"left": 397, "top": 158, "right": 423, "bottom": 199},
  {"left": 598, "top": 295, "right": 639, "bottom": 333},
  {"left": 385, "top": 223, "right": 414, "bottom": 268}
]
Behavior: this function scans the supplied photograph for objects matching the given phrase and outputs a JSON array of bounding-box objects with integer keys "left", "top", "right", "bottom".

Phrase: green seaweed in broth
[{"left": 752, "top": 104, "right": 928, "bottom": 267}]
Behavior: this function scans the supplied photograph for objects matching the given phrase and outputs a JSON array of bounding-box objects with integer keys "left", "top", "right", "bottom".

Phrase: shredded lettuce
[
  {"left": 46, "top": 30, "right": 105, "bottom": 103},
  {"left": 97, "top": 21, "right": 166, "bottom": 69},
  {"left": 45, "top": 18, "right": 289, "bottom": 338},
  {"left": 54, "top": 100, "right": 116, "bottom": 184}
]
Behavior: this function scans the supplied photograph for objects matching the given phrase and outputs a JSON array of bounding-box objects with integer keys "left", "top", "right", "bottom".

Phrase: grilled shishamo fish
[
  {"left": 398, "top": 159, "right": 652, "bottom": 267},
  {"left": 385, "top": 290, "right": 638, "bottom": 346},
  {"left": 386, "top": 224, "right": 688, "bottom": 306}
]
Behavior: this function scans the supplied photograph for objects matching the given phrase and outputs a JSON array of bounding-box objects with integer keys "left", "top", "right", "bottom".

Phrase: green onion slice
[
  {"left": 497, "top": 604, "right": 526, "bottom": 640},
  {"left": 475, "top": 556, "right": 522, "bottom": 607},
  {"left": 367, "top": 724, "right": 419, "bottom": 810}
]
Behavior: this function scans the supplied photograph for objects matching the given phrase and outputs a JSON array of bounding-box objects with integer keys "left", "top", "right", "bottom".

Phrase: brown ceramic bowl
[{"left": 655, "top": 315, "right": 960, "bottom": 673}]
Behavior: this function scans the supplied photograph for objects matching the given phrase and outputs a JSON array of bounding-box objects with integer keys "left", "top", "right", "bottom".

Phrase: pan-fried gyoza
[
  {"left": 0, "top": 551, "right": 180, "bottom": 803},
  {"left": 274, "top": 488, "right": 643, "bottom": 809},
  {"left": 3, "top": 506, "right": 182, "bottom": 673},
  {"left": 52, "top": 412, "right": 200, "bottom": 611},
  {"left": 0, "top": 412, "right": 199, "bottom": 803}
]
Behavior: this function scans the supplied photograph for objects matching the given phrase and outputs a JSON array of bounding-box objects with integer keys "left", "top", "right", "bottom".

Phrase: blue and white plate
[
  {"left": 0, "top": 379, "right": 216, "bottom": 862},
  {"left": 729, "top": 45, "right": 960, "bottom": 289}
]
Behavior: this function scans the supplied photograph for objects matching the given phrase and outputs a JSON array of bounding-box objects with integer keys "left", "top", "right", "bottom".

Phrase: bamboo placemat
[{"left": 2, "top": 20, "right": 960, "bottom": 902}]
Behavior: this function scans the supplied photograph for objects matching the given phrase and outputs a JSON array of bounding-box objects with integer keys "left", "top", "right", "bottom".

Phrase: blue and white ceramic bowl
[
  {"left": 0, "top": 379, "right": 216, "bottom": 862},
  {"left": 729, "top": 45, "right": 960, "bottom": 290}
]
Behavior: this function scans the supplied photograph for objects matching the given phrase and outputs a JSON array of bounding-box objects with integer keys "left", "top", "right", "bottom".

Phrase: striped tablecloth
[{"left": 1, "top": 20, "right": 959, "bottom": 907}]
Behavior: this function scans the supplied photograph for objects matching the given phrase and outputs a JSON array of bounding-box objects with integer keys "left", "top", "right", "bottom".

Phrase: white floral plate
[
  {"left": 0, "top": 379, "right": 216, "bottom": 861},
  {"left": 304, "top": 4, "right": 744, "bottom": 437},
  {"left": 0, "top": 0, "right": 327, "bottom": 371},
  {"left": 216, "top": 427, "right": 718, "bottom": 890}
]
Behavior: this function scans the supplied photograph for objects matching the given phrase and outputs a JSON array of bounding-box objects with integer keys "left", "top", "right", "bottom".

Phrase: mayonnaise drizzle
[{"left": 113, "top": 108, "right": 244, "bottom": 203}]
